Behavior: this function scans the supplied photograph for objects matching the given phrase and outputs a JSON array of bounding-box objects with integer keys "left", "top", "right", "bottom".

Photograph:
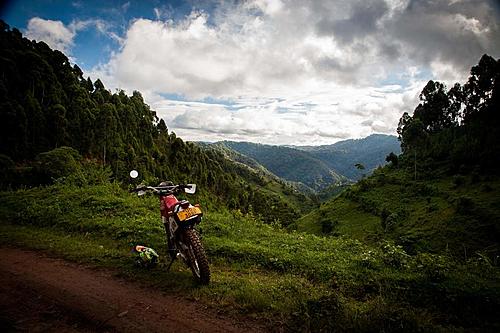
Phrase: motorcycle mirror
[
  {"left": 130, "top": 170, "right": 139, "bottom": 179},
  {"left": 184, "top": 184, "right": 197, "bottom": 194}
]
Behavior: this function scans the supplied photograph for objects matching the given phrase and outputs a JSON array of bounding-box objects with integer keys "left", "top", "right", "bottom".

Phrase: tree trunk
[{"left": 414, "top": 150, "right": 417, "bottom": 181}]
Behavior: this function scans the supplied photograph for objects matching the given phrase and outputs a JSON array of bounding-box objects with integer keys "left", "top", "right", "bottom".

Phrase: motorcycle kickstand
[
  {"left": 166, "top": 252, "right": 183, "bottom": 271},
  {"left": 166, "top": 256, "right": 176, "bottom": 271}
]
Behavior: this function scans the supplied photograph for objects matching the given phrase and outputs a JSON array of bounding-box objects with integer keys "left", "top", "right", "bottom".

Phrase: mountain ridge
[{"left": 204, "top": 134, "right": 401, "bottom": 192}]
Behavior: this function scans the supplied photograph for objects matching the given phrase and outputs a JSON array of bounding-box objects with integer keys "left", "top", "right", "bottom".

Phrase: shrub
[
  {"left": 385, "top": 152, "right": 399, "bottom": 167},
  {"left": 412, "top": 182, "right": 436, "bottom": 196},
  {"left": 381, "top": 208, "right": 409, "bottom": 232},
  {"left": 414, "top": 253, "right": 451, "bottom": 282},
  {"left": 381, "top": 242, "right": 411, "bottom": 268},
  {"left": 57, "top": 159, "right": 113, "bottom": 186},
  {"left": 321, "top": 218, "right": 339, "bottom": 234},
  {"left": 35, "top": 146, "right": 83, "bottom": 182}
]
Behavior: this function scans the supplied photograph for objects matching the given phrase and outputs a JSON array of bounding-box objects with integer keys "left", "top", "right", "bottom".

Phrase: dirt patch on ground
[{"left": 0, "top": 247, "right": 267, "bottom": 332}]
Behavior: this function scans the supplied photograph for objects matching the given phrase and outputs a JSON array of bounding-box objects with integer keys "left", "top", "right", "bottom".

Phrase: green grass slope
[
  {"left": 1, "top": 182, "right": 500, "bottom": 331},
  {"left": 293, "top": 166, "right": 500, "bottom": 257}
]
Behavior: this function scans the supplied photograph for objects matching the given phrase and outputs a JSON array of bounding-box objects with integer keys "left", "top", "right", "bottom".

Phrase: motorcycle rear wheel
[{"left": 184, "top": 229, "right": 210, "bottom": 285}]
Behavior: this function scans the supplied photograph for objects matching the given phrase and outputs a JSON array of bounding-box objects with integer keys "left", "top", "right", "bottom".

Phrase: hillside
[
  {"left": 198, "top": 141, "right": 316, "bottom": 214},
  {"left": 2, "top": 182, "right": 500, "bottom": 332},
  {"left": 0, "top": 22, "right": 308, "bottom": 225},
  {"left": 293, "top": 168, "right": 500, "bottom": 256},
  {"left": 216, "top": 141, "right": 345, "bottom": 191},
  {"left": 211, "top": 135, "right": 400, "bottom": 194},
  {"left": 296, "top": 134, "right": 401, "bottom": 180},
  {"left": 294, "top": 54, "right": 500, "bottom": 258}
]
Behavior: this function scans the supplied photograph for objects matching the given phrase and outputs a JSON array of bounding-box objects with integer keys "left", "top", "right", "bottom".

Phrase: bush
[
  {"left": 385, "top": 152, "right": 399, "bottom": 167},
  {"left": 35, "top": 146, "right": 83, "bottom": 183},
  {"left": 381, "top": 242, "right": 411, "bottom": 268},
  {"left": 57, "top": 159, "right": 113, "bottom": 186},
  {"left": 412, "top": 182, "right": 436, "bottom": 196},
  {"left": 381, "top": 208, "right": 409, "bottom": 232},
  {"left": 414, "top": 253, "right": 451, "bottom": 282},
  {"left": 321, "top": 218, "right": 339, "bottom": 234}
]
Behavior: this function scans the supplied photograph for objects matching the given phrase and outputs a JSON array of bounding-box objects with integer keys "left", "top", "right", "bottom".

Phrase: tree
[
  {"left": 354, "top": 163, "right": 365, "bottom": 170},
  {"left": 47, "top": 104, "right": 68, "bottom": 147},
  {"left": 385, "top": 152, "right": 399, "bottom": 167},
  {"left": 463, "top": 54, "right": 499, "bottom": 123},
  {"left": 158, "top": 119, "right": 168, "bottom": 135},
  {"left": 413, "top": 80, "right": 453, "bottom": 132},
  {"left": 397, "top": 116, "right": 426, "bottom": 180}
]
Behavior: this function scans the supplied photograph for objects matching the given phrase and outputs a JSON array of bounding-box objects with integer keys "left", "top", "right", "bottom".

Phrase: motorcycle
[{"left": 129, "top": 170, "right": 210, "bottom": 285}]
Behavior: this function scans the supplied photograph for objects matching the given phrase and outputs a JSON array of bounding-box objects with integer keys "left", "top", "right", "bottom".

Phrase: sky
[{"left": 1, "top": 0, "right": 499, "bottom": 145}]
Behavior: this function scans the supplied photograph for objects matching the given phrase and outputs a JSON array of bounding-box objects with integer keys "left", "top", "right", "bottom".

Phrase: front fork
[{"left": 162, "top": 216, "right": 178, "bottom": 259}]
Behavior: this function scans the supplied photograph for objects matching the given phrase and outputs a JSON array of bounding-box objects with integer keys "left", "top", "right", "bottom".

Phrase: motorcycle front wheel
[{"left": 183, "top": 229, "right": 210, "bottom": 285}]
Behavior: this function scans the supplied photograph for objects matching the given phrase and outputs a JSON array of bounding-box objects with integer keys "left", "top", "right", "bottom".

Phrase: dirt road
[{"left": 0, "top": 247, "right": 266, "bottom": 332}]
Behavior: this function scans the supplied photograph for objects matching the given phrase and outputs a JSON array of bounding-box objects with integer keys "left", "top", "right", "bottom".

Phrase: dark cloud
[
  {"left": 316, "top": 0, "right": 388, "bottom": 43},
  {"left": 311, "top": 0, "right": 500, "bottom": 81},
  {"left": 387, "top": 0, "right": 500, "bottom": 72}
]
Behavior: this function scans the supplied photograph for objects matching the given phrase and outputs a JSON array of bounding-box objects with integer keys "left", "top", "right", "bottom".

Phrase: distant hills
[
  {"left": 295, "top": 134, "right": 402, "bottom": 180},
  {"left": 293, "top": 54, "right": 500, "bottom": 256},
  {"left": 204, "top": 134, "right": 401, "bottom": 192}
]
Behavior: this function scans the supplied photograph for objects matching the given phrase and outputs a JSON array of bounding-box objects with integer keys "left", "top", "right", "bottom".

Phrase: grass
[
  {"left": 1, "top": 182, "right": 500, "bottom": 331},
  {"left": 293, "top": 167, "right": 500, "bottom": 257}
]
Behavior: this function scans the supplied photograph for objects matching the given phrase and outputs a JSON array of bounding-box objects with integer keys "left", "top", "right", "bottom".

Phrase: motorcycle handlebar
[{"left": 130, "top": 184, "right": 190, "bottom": 195}]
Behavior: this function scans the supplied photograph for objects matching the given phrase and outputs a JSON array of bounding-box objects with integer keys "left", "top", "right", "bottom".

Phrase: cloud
[
  {"left": 88, "top": 0, "right": 500, "bottom": 145},
  {"left": 25, "top": 17, "right": 123, "bottom": 56},
  {"left": 316, "top": 0, "right": 389, "bottom": 43},
  {"left": 25, "top": 18, "right": 75, "bottom": 53},
  {"left": 385, "top": 0, "right": 500, "bottom": 80}
]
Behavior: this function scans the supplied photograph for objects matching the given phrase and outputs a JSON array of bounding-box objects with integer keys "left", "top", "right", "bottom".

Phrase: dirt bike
[{"left": 129, "top": 170, "right": 210, "bottom": 285}]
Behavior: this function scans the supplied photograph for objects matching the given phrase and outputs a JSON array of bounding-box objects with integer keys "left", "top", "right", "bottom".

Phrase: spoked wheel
[{"left": 183, "top": 229, "right": 210, "bottom": 285}]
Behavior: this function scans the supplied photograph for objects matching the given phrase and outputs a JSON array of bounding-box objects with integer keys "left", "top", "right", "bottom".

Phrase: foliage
[
  {"left": 385, "top": 152, "right": 399, "bottom": 167},
  {"left": 297, "top": 134, "right": 402, "bottom": 181},
  {"left": 1, "top": 183, "right": 499, "bottom": 331},
  {"left": 34, "top": 146, "right": 83, "bottom": 182},
  {"left": 397, "top": 54, "right": 500, "bottom": 172},
  {"left": 219, "top": 141, "right": 345, "bottom": 191},
  {"left": 0, "top": 22, "right": 309, "bottom": 225}
]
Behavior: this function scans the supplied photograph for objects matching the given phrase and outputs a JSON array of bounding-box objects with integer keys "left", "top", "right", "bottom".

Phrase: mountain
[
  {"left": 215, "top": 141, "right": 346, "bottom": 191},
  {"left": 0, "top": 21, "right": 311, "bottom": 225},
  {"left": 292, "top": 54, "right": 500, "bottom": 257},
  {"left": 295, "top": 134, "right": 401, "bottom": 180},
  {"left": 208, "top": 135, "right": 400, "bottom": 192}
]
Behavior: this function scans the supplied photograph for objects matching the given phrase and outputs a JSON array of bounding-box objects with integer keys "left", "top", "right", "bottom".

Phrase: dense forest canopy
[
  {"left": 397, "top": 54, "right": 500, "bottom": 174},
  {"left": 0, "top": 20, "right": 311, "bottom": 224}
]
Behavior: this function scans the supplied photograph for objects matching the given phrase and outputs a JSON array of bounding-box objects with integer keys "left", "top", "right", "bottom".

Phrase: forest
[{"left": 0, "top": 20, "right": 311, "bottom": 225}]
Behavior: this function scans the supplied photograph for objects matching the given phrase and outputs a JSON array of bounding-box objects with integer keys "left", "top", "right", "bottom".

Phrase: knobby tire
[{"left": 184, "top": 229, "right": 210, "bottom": 285}]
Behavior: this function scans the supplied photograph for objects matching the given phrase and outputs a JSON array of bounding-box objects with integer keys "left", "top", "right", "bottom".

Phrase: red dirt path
[{"left": 0, "top": 247, "right": 267, "bottom": 332}]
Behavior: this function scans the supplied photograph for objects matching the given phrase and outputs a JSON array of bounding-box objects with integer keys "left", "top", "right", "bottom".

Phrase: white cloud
[
  {"left": 88, "top": 0, "right": 500, "bottom": 145},
  {"left": 25, "top": 18, "right": 75, "bottom": 53},
  {"left": 25, "top": 17, "right": 123, "bottom": 56}
]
